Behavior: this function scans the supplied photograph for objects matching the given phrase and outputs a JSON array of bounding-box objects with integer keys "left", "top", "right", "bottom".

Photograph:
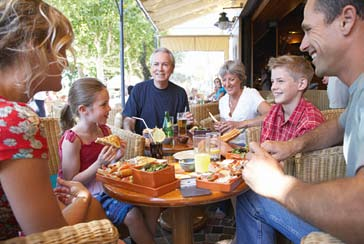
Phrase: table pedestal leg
[
  {"left": 172, "top": 206, "right": 193, "bottom": 244},
  {"left": 159, "top": 207, "right": 207, "bottom": 232}
]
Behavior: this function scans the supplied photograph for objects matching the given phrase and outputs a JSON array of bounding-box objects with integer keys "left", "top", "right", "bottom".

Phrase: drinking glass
[
  {"left": 206, "top": 132, "right": 221, "bottom": 162},
  {"left": 193, "top": 134, "right": 210, "bottom": 173},
  {"left": 177, "top": 112, "right": 187, "bottom": 136},
  {"left": 150, "top": 142, "right": 163, "bottom": 159}
]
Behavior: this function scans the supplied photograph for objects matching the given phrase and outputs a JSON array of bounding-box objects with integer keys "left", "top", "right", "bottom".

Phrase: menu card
[{"left": 180, "top": 178, "right": 211, "bottom": 197}]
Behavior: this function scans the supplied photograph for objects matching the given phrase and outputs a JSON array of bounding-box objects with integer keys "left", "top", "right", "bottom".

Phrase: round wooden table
[
  {"left": 162, "top": 139, "right": 193, "bottom": 154},
  {"left": 145, "top": 135, "right": 193, "bottom": 156},
  {"left": 104, "top": 180, "right": 248, "bottom": 244}
]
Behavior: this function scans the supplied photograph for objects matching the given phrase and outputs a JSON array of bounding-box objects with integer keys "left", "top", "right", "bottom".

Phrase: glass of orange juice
[
  {"left": 193, "top": 134, "right": 210, "bottom": 173},
  {"left": 206, "top": 132, "right": 221, "bottom": 162}
]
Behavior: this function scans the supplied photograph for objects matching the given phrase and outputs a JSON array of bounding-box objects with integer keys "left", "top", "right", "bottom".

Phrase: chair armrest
[
  {"left": 3, "top": 219, "right": 119, "bottom": 244},
  {"left": 301, "top": 231, "right": 344, "bottom": 244},
  {"left": 110, "top": 126, "right": 145, "bottom": 160},
  {"left": 293, "top": 145, "right": 346, "bottom": 183},
  {"left": 246, "top": 126, "right": 261, "bottom": 144},
  {"left": 190, "top": 102, "right": 219, "bottom": 123},
  {"left": 199, "top": 114, "right": 220, "bottom": 130}
]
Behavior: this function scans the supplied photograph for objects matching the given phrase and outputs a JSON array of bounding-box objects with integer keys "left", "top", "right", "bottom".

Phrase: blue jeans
[{"left": 236, "top": 190, "right": 320, "bottom": 244}]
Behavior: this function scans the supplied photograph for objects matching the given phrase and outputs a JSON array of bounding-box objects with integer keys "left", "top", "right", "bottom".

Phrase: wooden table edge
[{"left": 103, "top": 181, "right": 249, "bottom": 208}]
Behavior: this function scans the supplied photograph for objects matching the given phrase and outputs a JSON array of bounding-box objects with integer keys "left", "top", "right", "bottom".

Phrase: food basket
[
  {"left": 132, "top": 163, "right": 176, "bottom": 188},
  {"left": 196, "top": 176, "right": 243, "bottom": 192}
]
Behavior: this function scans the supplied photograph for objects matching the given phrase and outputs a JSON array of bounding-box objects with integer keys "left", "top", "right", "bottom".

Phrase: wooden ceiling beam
[
  {"left": 139, "top": 0, "right": 247, "bottom": 31},
  {"left": 157, "top": 8, "right": 220, "bottom": 30},
  {"left": 154, "top": 1, "right": 219, "bottom": 20}
]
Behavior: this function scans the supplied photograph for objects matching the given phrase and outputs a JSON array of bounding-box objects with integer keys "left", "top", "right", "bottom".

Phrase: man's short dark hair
[{"left": 314, "top": 0, "right": 364, "bottom": 23}]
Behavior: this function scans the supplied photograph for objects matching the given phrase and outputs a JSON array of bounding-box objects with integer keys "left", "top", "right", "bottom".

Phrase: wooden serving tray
[
  {"left": 96, "top": 173, "right": 180, "bottom": 197},
  {"left": 132, "top": 164, "right": 175, "bottom": 188},
  {"left": 196, "top": 177, "right": 243, "bottom": 192}
]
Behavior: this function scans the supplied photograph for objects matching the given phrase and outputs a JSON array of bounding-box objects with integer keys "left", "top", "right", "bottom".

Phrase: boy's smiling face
[{"left": 271, "top": 67, "right": 307, "bottom": 105}]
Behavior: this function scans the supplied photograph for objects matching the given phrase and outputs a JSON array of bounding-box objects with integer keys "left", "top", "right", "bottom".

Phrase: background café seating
[
  {"left": 189, "top": 102, "right": 219, "bottom": 124},
  {"left": 258, "top": 90, "right": 330, "bottom": 111}
]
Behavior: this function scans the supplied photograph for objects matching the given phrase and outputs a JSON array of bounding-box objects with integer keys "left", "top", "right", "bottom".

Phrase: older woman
[{"left": 214, "top": 60, "right": 271, "bottom": 146}]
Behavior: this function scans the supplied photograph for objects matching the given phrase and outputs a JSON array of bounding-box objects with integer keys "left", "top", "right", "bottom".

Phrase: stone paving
[{"left": 124, "top": 201, "right": 236, "bottom": 244}]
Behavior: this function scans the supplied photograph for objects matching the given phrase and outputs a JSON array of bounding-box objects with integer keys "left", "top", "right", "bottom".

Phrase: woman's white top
[{"left": 219, "top": 86, "right": 264, "bottom": 145}]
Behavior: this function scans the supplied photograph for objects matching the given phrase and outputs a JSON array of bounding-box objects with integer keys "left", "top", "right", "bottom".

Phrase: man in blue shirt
[{"left": 123, "top": 47, "right": 193, "bottom": 135}]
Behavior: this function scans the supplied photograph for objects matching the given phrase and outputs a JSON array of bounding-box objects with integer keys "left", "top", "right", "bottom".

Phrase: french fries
[
  {"left": 209, "top": 112, "right": 219, "bottom": 123},
  {"left": 220, "top": 128, "right": 243, "bottom": 142},
  {"left": 97, "top": 161, "right": 133, "bottom": 179}
]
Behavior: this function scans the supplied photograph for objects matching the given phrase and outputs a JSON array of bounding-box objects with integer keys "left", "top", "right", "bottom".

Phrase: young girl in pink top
[{"left": 59, "top": 78, "right": 160, "bottom": 243}]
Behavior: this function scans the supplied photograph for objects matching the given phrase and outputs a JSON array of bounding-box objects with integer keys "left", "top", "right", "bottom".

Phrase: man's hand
[
  {"left": 219, "top": 139, "right": 234, "bottom": 157},
  {"left": 54, "top": 178, "right": 91, "bottom": 205},
  {"left": 185, "top": 111, "right": 194, "bottom": 124},
  {"left": 243, "top": 142, "right": 291, "bottom": 200},
  {"left": 261, "top": 140, "right": 297, "bottom": 161}
]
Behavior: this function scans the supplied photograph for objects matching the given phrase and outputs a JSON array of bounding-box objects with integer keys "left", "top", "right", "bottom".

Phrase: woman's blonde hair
[{"left": 0, "top": 0, "right": 74, "bottom": 97}]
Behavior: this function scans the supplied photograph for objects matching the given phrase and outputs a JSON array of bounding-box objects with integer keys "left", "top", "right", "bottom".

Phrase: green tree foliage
[{"left": 46, "top": 0, "right": 155, "bottom": 82}]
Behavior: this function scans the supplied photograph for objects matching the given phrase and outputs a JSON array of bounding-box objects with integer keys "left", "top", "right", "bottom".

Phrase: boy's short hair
[{"left": 267, "top": 55, "right": 314, "bottom": 90}]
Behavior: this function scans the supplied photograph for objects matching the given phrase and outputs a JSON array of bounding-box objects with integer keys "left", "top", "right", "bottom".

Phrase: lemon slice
[
  {"left": 152, "top": 128, "right": 166, "bottom": 143},
  {"left": 210, "top": 148, "right": 221, "bottom": 155}
]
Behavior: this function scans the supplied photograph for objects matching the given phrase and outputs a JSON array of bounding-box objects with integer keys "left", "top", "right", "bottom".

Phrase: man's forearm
[
  {"left": 292, "top": 118, "right": 344, "bottom": 154},
  {"left": 276, "top": 174, "right": 364, "bottom": 243}
]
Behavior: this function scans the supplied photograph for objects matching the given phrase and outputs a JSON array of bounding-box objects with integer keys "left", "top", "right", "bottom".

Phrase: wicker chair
[
  {"left": 321, "top": 108, "right": 345, "bottom": 121},
  {"left": 301, "top": 232, "right": 344, "bottom": 244},
  {"left": 303, "top": 90, "right": 330, "bottom": 111},
  {"left": 199, "top": 114, "right": 220, "bottom": 129},
  {"left": 245, "top": 125, "right": 346, "bottom": 183},
  {"left": 245, "top": 125, "right": 261, "bottom": 144},
  {"left": 110, "top": 126, "right": 145, "bottom": 160},
  {"left": 3, "top": 219, "right": 119, "bottom": 244},
  {"left": 190, "top": 102, "right": 219, "bottom": 123},
  {"left": 293, "top": 146, "right": 346, "bottom": 183},
  {"left": 107, "top": 108, "right": 123, "bottom": 127}
]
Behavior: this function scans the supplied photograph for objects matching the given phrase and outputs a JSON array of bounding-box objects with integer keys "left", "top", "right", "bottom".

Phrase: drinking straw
[{"left": 132, "top": 116, "right": 155, "bottom": 143}]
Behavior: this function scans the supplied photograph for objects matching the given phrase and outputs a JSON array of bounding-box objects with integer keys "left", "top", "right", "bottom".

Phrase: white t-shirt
[
  {"left": 33, "top": 91, "right": 47, "bottom": 100},
  {"left": 219, "top": 86, "right": 264, "bottom": 145},
  {"left": 327, "top": 76, "right": 349, "bottom": 109}
]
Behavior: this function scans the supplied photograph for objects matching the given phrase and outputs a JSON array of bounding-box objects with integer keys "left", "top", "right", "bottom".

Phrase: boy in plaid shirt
[{"left": 260, "top": 55, "right": 324, "bottom": 143}]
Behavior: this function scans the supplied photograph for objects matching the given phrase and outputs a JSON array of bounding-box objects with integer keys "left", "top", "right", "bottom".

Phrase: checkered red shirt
[{"left": 260, "top": 98, "right": 324, "bottom": 143}]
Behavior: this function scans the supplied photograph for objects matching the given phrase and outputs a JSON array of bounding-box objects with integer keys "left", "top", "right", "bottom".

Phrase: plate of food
[
  {"left": 173, "top": 150, "right": 194, "bottom": 160},
  {"left": 196, "top": 169, "right": 243, "bottom": 192},
  {"left": 97, "top": 161, "right": 133, "bottom": 179}
]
